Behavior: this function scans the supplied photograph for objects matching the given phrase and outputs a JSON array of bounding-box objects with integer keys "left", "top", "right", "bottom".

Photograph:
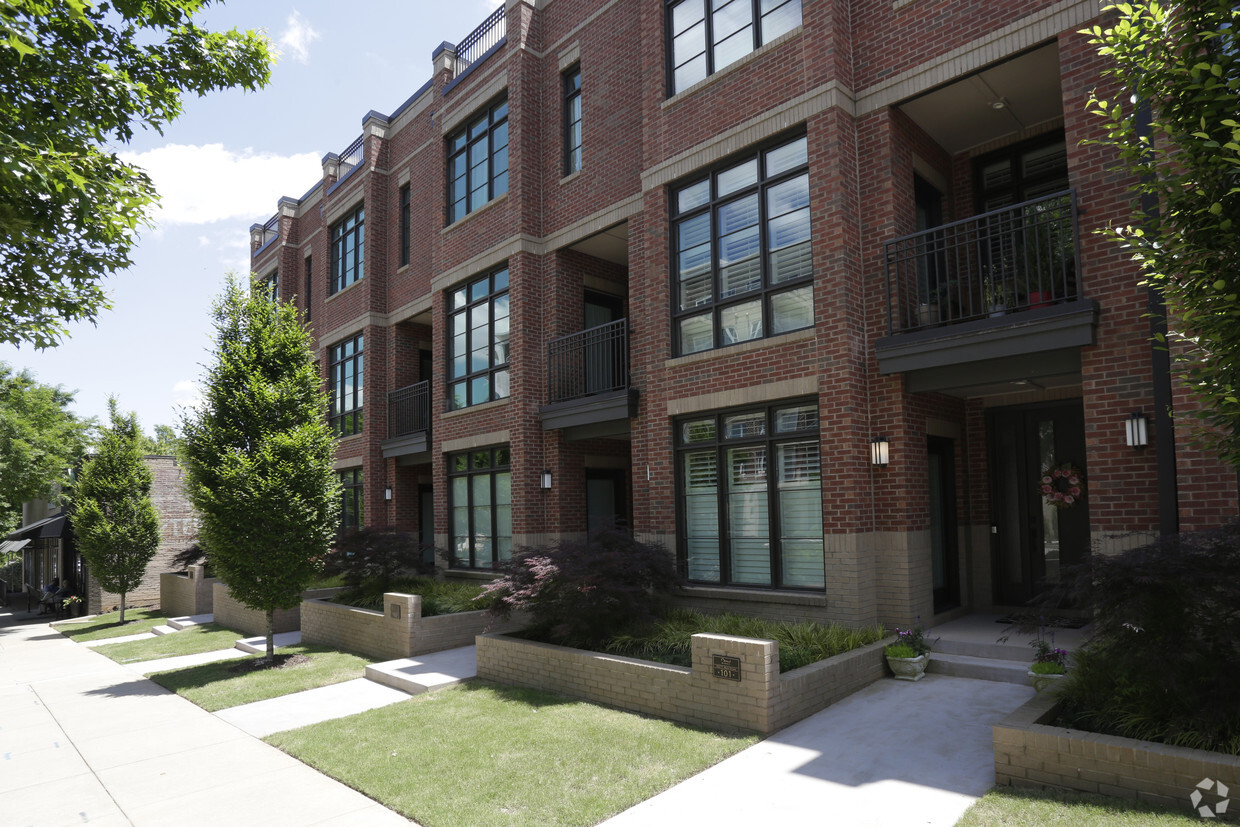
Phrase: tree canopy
[
  {"left": 0, "top": 362, "right": 92, "bottom": 531},
  {"left": 181, "top": 276, "right": 340, "bottom": 659},
  {"left": 0, "top": 0, "right": 273, "bottom": 348},
  {"left": 72, "top": 398, "right": 160, "bottom": 623},
  {"left": 1085, "top": 2, "right": 1240, "bottom": 463}
]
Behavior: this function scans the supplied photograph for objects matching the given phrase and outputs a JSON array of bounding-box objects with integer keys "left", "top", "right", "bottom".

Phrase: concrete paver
[
  {"left": 122, "top": 646, "right": 249, "bottom": 674},
  {"left": 81, "top": 630, "right": 159, "bottom": 647},
  {"left": 217, "top": 677, "right": 411, "bottom": 737}
]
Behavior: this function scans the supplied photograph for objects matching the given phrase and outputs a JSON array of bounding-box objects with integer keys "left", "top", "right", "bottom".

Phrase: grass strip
[
  {"left": 957, "top": 786, "right": 1202, "bottom": 826},
  {"left": 53, "top": 608, "right": 168, "bottom": 641},
  {"left": 92, "top": 622, "right": 243, "bottom": 664},
  {"left": 267, "top": 680, "right": 756, "bottom": 827},
  {"left": 147, "top": 644, "right": 370, "bottom": 711}
]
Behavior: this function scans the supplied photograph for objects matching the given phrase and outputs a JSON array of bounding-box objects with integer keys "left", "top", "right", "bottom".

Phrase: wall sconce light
[
  {"left": 1125, "top": 412, "right": 1149, "bottom": 449},
  {"left": 870, "top": 437, "right": 890, "bottom": 467},
  {"left": 384, "top": 486, "right": 393, "bottom": 500},
  {"left": 541, "top": 471, "right": 553, "bottom": 489}
]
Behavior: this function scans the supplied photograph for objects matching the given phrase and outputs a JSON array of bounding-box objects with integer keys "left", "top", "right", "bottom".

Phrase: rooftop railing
[
  {"left": 257, "top": 213, "right": 278, "bottom": 247},
  {"left": 336, "top": 134, "right": 365, "bottom": 179},
  {"left": 388, "top": 381, "right": 430, "bottom": 439},
  {"left": 882, "top": 190, "right": 1080, "bottom": 335},
  {"left": 547, "top": 318, "right": 629, "bottom": 405},
  {"left": 454, "top": 6, "right": 506, "bottom": 76}
]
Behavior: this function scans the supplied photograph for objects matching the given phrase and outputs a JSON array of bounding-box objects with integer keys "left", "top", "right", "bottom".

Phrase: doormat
[{"left": 995, "top": 614, "right": 1088, "bottom": 629}]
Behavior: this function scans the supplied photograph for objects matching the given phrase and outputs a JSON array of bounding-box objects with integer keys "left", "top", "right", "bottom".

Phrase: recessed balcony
[
  {"left": 382, "top": 380, "right": 431, "bottom": 459},
  {"left": 539, "top": 318, "right": 637, "bottom": 438}
]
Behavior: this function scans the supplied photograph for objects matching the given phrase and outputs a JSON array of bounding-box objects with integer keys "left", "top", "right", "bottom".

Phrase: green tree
[
  {"left": 138, "top": 423, "right": 181, "bottom": 457},
  {"left": 180, "top": 275, "right": 340, "bottom": 660},
  {"left": 71, "top": 399, "right": 160, "bottom": 623},
  {"left": 0, "top": 1, "right": 273, "bottom": 348},
  {"left": 1084, "top": 2, "right": 1240, "bottom": 463},
  {"left": 0, "top": 363, "right": 92, "bottom": 531}
]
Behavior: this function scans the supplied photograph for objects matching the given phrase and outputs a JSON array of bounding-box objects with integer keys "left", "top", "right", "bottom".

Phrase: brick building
[{"left": 248, "top": 0, "right": 1236, "bottom": 629}]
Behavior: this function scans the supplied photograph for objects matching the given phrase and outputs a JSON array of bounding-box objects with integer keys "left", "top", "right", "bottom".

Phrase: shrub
[
  {"left": 481, "top": 528, "right": 681, "bottom": 647},
  {"left": 334, "top": 576, "right": 492, "bottom": 616},
  {"left": 321, "top": 527, "right": 434, "bottom": 591},
  {"left": 1046, "top": 520, "right": 1240, "bottom": 755}
]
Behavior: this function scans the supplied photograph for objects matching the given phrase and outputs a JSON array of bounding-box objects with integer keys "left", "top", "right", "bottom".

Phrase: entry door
[
  {"left": 988, "top": 401, "right": 1090, "bottom": 606},
  {"left": 585, "top": 468, "right": 627, "bottom": 535},
  {"left": 584, "top": 292, "right": 623, "bottom": 395},
  {"left": 928, "top": 437, "right": 960, "bottom": 613},
  {"left": 418, "top": 485, "right": 434, "bottom": 564}
]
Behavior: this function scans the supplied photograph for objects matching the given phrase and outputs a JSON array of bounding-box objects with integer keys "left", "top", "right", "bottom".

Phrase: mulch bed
[{"left": 227, "top": 653, "right": 311, "bottom": 674}]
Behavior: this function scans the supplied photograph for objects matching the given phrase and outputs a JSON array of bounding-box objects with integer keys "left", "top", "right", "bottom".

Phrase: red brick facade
[{"left": 249, "top": 0, "right": 1236, "bottom": 629}]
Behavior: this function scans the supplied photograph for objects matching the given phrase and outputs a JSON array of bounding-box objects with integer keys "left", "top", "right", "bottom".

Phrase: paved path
[{"left": 217, "top": 678, "right": 411, "bottom": 737}]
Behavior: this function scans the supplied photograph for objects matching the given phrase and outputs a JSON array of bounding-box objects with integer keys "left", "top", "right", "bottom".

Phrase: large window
[
  {"left": 329, "top": 334, "right": 363, "bottom": 436},
  {"left": 448, "top": 96, "right": 509, "bottom": 223},
  {"left": 262, "top": 268, "right": 278, "bottom": 302},
  {"left": 666, "top": 0, "right": 802, "bottom": 95},
  {"left": 672, "top": 133, "right": 813, "bottom": 355},
  {"left": 678, "top": 401, "right": 824, "bottom": 589},
  {"left": 447, "top": 267, "right": 510, "bottom": 410},
  {"left": 449, "top": 446, "right": 511, "bottom": 569},
  {"left": 304, "top": 255, "right": 312, "bottom": 322},
  {"left": 398, "top": 184, "right": 411, "bottom": 267},
  {"left": 340, "top": 468, "right": 363, "bottom": 530},
  {"left": 564, "top": 65, "right": 582, "bottom": 175},
  {"left": 329, "top": 204, "right": 364, "bottom": 295}
]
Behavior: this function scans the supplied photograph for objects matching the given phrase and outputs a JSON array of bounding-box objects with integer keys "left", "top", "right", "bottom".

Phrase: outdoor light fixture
[
  {"left": 870, "top": 437, "right": 890, "bottom": 467},
  {"left": 541, "top": 471, "right": 553, "bottom": 489},
  {"left": 1126, "top": 412, "right": 1149, "bottom": 449},
  {"left": 384, "top": 486, "right": 393, "bottom": 500}
]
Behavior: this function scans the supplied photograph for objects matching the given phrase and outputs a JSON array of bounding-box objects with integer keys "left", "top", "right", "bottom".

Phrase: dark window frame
[
  {"left": 304, "top": 255, "right": 313, "bottom": 322},
  {"left": 398, "top": 184, "right": 411, "bottom": 267},
  {"left": 563, "top": 64, "right": 582, "bottom": 175},
  {"left": 972, "top": 130, "right": 1068, "bottom": 213},
  {"left": 447, "top": 445, "right": 511, "bottom": 570},
  {"left": 670, "top": 131, "right": 814, "bottom": 356},
  {"left": 329, "top": 333, "right": 364, "bottom": 437},
  {"left": 262, "top": 268, "right": 278, "bottom": 302},
  {"left": 339, "top": 468, "right": 363, "bottom": 530},
  {"left": 665, "top": 0, "right": 803, "bottom": 96},
  {"left": 446, "top": 267, "right": 510, "bottom": 411},
  {"left": 446, "top": 96, "right": 510, "bottom": 223},
  {"left": 329, "top": 203, "right": 365, "bottom": 295}
]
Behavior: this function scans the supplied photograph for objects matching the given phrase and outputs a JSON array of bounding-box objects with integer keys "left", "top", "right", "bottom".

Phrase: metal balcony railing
[
  {"left": 547, "top": 318, "right": 629, "bottom": 405},
  {"left": 258, "top": 213, "right": 278, "bottom": 247},
  {"left": 337, "top": 134, "right": 365, "bottom": 178},
  {"left": 883, "top": 190, "right": 1080, "bottom": 335},
  {"left": 454, "top": 6, "right": 506, "bottom": 76},
  {"left": 388, "top": 381, "right": 430, "bottom": 439}
]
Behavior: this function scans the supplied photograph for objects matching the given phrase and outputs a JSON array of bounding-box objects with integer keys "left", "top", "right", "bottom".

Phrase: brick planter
[
  {"left": 300, "top": 593, "right": 525, "bottom": 660},
  {"left": 995, "top": 692, "right": 1240, "bottom": 814},
  {"left": 211, "top": 582, "right": 346, "bottom": 637},
  {"left": 159, "top": 565, "right": 219, "bottom": 617},
  {"left": 475, "top": 633, "right": 888, "bottom": 735}
]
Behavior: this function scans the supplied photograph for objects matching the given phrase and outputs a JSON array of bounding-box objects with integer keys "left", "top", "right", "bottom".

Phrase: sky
[{"left": 1, "top": 0, "right": 503, "bottom": 434}]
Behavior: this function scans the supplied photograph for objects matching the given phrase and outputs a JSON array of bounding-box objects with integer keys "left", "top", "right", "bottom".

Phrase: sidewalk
[{"left": 0, "top": 609, "right": 413, "bottom": 827}]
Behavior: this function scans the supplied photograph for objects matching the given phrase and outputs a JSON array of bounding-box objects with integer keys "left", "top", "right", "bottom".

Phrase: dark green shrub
[
  {"left": 481, "top": 528, "right": 682, "bottom": 647},
  {"left": 322, "top": 527, "right": 434, "bottom": 590}
]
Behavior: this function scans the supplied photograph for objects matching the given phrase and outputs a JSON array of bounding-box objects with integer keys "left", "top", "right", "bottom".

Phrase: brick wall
[
  {"left": 158, "top": 565, "right": 219, "bottom": 618},
  {"left": 211, "top": 583, "right": 345, "bottom": 637}
]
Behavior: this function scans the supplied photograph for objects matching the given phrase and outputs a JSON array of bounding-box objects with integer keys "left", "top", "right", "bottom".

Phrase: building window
[
  {"left": 678, "top": 401, "right": 823, "bottom": 589},
  {"left": 329, "top": 204, "right": 364, "bottom": 295},
  {"left": 261, "top": 269, "right": 278, "bottom": 302},
  {"left": 564, "top": 65, "right": 582, "bottom": 174},
  {"left": 448, "top": 446, "right": 511, "bottom": 569},
  {"left": 447, "top": 267, "right": 510, "bottom": 410},
  {"left": 974, "top": 132, "right": 1068, "bottom": 212},
  {"left": 666, "top": 0, "right": 802, "bottom": 95},
  {"left": 329, "top": 334, "right": 363, "bottom": 436},
  {"left": 447, "top": 96, "right": 509, "bottom": 223},
  {"left": 304, "top": 255, "right": 312, "bottom": 322},
  {"left": 340, "top": 468, "right": 363, "bottom": 529},
  {"left": 672, "top": 133, "right": 813, "bottom": 356},
  {"left": 399, "top": 184, "right": 411, "bottom": 267}
]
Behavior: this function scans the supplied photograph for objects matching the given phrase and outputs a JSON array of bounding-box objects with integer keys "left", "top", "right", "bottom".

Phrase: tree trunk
[
  {"left": 119, "top": 592, "right": 126, "bottom": 624},
  {"left": 265, "top": 608, "right": 274, "bottom": 661}
]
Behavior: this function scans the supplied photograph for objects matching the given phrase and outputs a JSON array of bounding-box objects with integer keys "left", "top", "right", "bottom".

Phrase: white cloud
[
  {"left": 119, "top": 144, "right": 321, "bottom": 226},
  {"left": 172, "top": 380, "right": 204, "bottom": 412},
  {"left": 278, "top": 10, "right": 320, "bottom": 64}
]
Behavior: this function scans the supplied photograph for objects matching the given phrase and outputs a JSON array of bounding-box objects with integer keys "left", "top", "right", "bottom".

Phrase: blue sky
[{"left": 1, "top": 1, "right": 502, "bottom": 433}]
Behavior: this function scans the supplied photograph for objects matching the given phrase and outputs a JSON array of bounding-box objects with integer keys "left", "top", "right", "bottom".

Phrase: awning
[
  {"left": 5, "top": 514, "right": 69, "bottom": 541},
  {"left": 0, "top": 539, "right": 31, "bottom": 554}
]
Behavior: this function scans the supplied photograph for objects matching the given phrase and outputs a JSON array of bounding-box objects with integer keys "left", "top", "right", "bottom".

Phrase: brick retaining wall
[
  {"left": 475, "top": 633, "right": 888, "bottom": 734},
  {"left": 994, "top": 692, "right": 1240, "bottom": 815},
  {"left": 301, "top": 593, "right": 524, "bottom": 660},
  {"left": 211, "top": 582, "right": 345, "bottom": 636},
  {"left": 158, "top": 565, "right": 219, "bottom": 617}
]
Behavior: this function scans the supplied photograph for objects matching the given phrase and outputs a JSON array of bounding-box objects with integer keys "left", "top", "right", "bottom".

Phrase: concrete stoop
[
  {"left": 235, "top": 630, "right": 301, "bottom": 654},
  {"left": 927, "top": 651, "right": 1030, "bottom": 684},
  {"left": 925, "top": 614, "right": 1090, "bottom": 686},
  {"left": 168, "top": 613, "right": 213, "bottom": 630},
  {"left": 364, "top": 645, "right": 477, "bottom": 695}
]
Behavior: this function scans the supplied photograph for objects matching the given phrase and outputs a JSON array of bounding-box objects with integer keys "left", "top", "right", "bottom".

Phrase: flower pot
[
  {"left": 886, "top": 653, "right": 928, "bottom": 682},
  {"left": 989, "top": 303, "right": 1007, "bottom": 318},
  {"left": 1028, "top": 669, "right": 1065, "bottom": 693},
  {"left": 915, "top": 303, "right": 940, "bottom": 327},
  {"left": 1028, "top": 290, "right": 1053, "bottom": 309}
]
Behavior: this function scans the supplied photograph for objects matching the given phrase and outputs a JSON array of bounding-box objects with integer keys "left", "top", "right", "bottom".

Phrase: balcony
[
  {"left": 876, "top": 190, "right": 1098, "bottom": 393},
  {"left": 382, "top": 381, "right": 431, "bottom": 459},
  {"left": 539, "top": 319, "right": 637, "bottom": 438}
]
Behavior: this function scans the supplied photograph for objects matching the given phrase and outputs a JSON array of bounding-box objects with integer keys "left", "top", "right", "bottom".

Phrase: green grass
[
  {"left": 267, "top": 680, "right": 757, "bottom": 827},
  {"left": 332, "top": 576, "right": 492, "bottom": 615},
  {"left": 605, "top": 609, "right": 887, "bottom": 672},
  {"left": 53, "top": 608, "right": 168, "bottom": 641},
  {"left": 956, "top": 787, "right": 1203, "bottom": 826},
  {"left": 147, "top": 644, "right": 370, "bottom": 711},
  {"left": 92, "top": 622, "right": 243, "bottom": 664}
]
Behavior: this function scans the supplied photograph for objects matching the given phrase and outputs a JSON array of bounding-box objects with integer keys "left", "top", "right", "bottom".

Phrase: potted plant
[
  {"left": 63, "top": 594, "right": 84, "bottom": 618},
  {"left": 1028, "top": 631, "right": 1069, "bottom": 692},
  {"left": 885, "top": 620, "right": 934, "bottom": 681},
  {"left": 983, "top": 275, "right": 1011, "bottom": 317}
]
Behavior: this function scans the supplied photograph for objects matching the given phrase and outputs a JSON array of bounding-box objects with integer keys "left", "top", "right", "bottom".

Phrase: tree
[
  {"left": 180, "top": 276, "right": 340, "bottom": 660},
  {"left": 0, "top": 1, "right": 273, "bottom": 348},
  {"left": 1084, "top": 2, "right": 1240, "bottom": 463},
  {"left": 138, "top": 424, "right": 181, "bottom": 457},
  {"left": 0, "top": 363, "right": 92, "bottom": 531},
  {"left": 71, "top": 399, "right": 160, "bottom": 623}
]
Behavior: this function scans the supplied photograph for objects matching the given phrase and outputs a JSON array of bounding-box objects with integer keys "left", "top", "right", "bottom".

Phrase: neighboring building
[
  {"left": 7, "top": 456, "right": 197, "bottom": 615},
  {"left": 248, "top": 0, "right": 1237, "bottom": 630}
]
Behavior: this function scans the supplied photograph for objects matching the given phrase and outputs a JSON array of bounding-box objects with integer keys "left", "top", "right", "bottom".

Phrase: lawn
[
  {"left": 91, "top": 622, "right": 243, "bottom": 664},
  {"left": 957, "top": 787, "right": 1203, "bottom": 826},
  {"left": 53, "top": 608, "right": 168, "bottom": 642},
  {"left": 267, "top": 680, "right": 757, "bottom": 827},
  {"left": 147, "top": 644, "right": 370, "bottom": 711}
]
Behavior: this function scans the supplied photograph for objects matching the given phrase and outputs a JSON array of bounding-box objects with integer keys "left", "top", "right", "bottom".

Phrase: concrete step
[
  {"left": 167, "top": 613, "right": 213, "bottom": 631},
  {"left": 364, "top": 645, "right": 477, "bottom": 696},
  {"left": 934, "top": 635, "right": 1032, "bottom": 662},
  {"left": 928, "top": 652, "right": 1031, "bottom": 685},
  {"left": 149, "top": 625, "right": 178, "bottom": 636},
  {"left": 235, "top": 630, "right": 301, "bottom": 654}
]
